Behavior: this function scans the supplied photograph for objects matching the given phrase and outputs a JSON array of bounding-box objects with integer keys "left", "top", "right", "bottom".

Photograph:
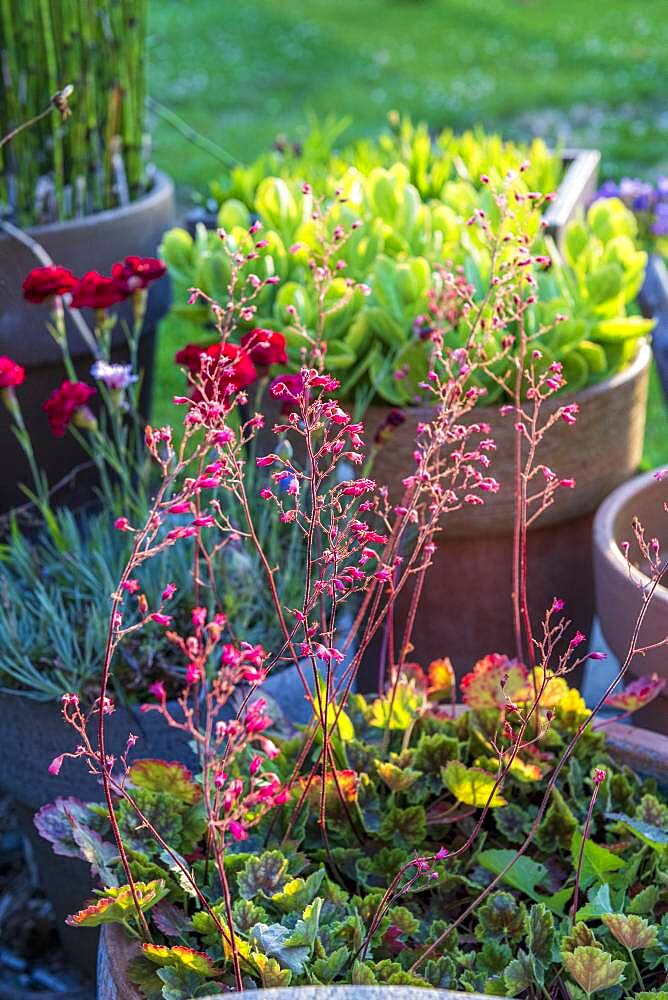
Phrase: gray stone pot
[{"left": 0, "top": 171, "right": 174, "bottom": 511}]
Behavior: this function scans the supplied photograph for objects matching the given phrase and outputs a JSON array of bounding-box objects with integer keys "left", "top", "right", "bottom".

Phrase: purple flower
[
  {"left": 651, "top": 203, "right": 668, "bottom": 237},
  {"left": 619, "top": 178, "right": 655, "bottom": 213},
  {"left": 91, "top": 361, "right": 138, "bottom": 391},
  {"left": 593, "top": 179, "right": 620, "bottom": 202}
]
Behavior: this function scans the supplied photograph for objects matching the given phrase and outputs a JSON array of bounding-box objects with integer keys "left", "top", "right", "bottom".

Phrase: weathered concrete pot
[
  {"left": 0, "top": 171, "right": 174, "bottom": 511},
  {"left": 638, "top": 253, "right": 668, "bottom": 402},
  {"left": 96, "top": 934, "right": 489, "bottom": 1000},
  {"left": 96, "top": 720, "right": 668, "bottom": 999},
  {"left": 593, "top": 466, "right": 668, "bottom": 734},
  {"left": 0, "top": 654, "right": 349, "bottom": 978},
  {"left": 363, "top": 342, "right": 651, "bottom": 673}
]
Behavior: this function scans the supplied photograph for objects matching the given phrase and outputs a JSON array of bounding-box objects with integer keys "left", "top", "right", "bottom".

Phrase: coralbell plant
[{"left": 36, "top": 176, "right": 668, "bottom": 996}]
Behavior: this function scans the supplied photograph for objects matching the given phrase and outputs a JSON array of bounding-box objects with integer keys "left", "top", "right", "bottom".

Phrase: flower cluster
[
  {"left": 22, "top": 255, "right": 166, "bottom": 309},
  {"left": 594, "top": 175, "right": 668, "bottom": 242}
]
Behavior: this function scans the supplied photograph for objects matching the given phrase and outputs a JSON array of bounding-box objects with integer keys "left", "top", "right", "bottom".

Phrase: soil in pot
[
  {"left": 594, "top": 465, "right": 668, "bottom": 734},
  {"left": 0, "top": 172, "right": 174, "bottom": 511}
]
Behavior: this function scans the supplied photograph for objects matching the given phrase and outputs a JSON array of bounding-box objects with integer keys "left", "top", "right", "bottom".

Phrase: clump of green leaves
[{"left": 43, "top": 672, "right": 668, "bottom": 998}]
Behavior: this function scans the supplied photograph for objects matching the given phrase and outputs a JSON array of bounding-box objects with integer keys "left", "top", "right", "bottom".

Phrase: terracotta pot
[
  {"left": 593, "top": 465, "right": 668, "bottom": 734},
  {"left": 0, "top": 171, "right": 174, "bottom": 511},
  {"left": 96, "top": 718, "right": 668, "bottom": 999},
  {"left": 361, "top": 343, "right": 651, "bottom": 674}
]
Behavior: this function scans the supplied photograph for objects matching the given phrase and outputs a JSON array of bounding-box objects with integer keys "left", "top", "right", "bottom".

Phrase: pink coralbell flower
[
  {"left": 150, "top": 612, "right": 172, "bottom": 626},
  {"left": 161, "top": 583, "right": 177, "bottom": 601},
  {"left": 148, "top": 680, "right": 166, "bottom": 701},
  {"left": 186, "top": 663, "right": 201, "bottom": 686},
  {"left": 228, "top": 820, "right": 248, "bottom": 842},
  {"left": 48, "top": 754, "right": 65, "bottom": 776},
  {"left": 593, "top": 768, "right": 607, "bottom": 785},
  {"left": 269, "top": 372, "right": 308, "bottom": 415},
  {"left": 114, "top": 517, "right": 132, "bottom": 532}
]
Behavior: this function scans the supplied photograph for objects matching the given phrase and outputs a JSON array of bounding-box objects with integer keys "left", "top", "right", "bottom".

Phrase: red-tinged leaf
[
  {"left": 66, "top": 880, "right": 168, "bottom": 927},
  {"left": 128, "top": 759, "right": 201, "bottom": 804},
  {"left": 142, "top": 942, "right": 221, "bottom": 977},
  {"left": 604, "top": 674, "right": 666, "bottom": 713},
  {"left": 152, "top": 901, "right": 193, "bottom": 938},
  {"left": 460, "top": 653, "right": 528, "bottom": 710},
  {"left": 428, "top": 658, "right": 455, "bottom": 698}
]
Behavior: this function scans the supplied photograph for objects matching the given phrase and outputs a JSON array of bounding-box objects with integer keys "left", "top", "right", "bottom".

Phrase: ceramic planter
[
  {"left": 593, "top": 465, "right": 668, "bottom": 734},
  {"left": 0, "top": 171, "right": 175, "bottom": 511},
  {"left": 361, "top": 341, "right": 651, "bottom": 675},
  {"left": 96, "top": 720, "right": 668, "bottom": 1000}
]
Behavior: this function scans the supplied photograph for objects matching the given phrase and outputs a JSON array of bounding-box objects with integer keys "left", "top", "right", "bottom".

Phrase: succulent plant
[{"left": 161, "top": 125, "right": 652, "bottom": 409}]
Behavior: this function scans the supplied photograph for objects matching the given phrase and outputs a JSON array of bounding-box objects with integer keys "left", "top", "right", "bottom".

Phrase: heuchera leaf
[
  {"left": 527, "top": 903, "right": 555, "bottom": 964},
  {"left": 602, "top": 914, "right": 659, "bottom": 951},
  {"left": 561, "top": 945, "right": 626, "bottom": 995},
  {"left": 571, "top": 831, "right": 625, "bottom": 888},
  {"left": 604, "top": 674, "right": 666, "bottom": 713},
  {"left": 562, "top": 922, "right": 601, "bottom": 954},
  {"left": 71, "top": 824, "right": 119, "bottom": 886},
  {"left": 33, "top": 797, "right": 101, "bottom": 859},
  {"left": 151, "top": 901, "right": 193, "bottom": 938},
  {"left": 475, "top": 891, "right": 527, "bottom": 942},
  {"left": 128, "top": 760, "right": 201, "bottom": 804},
  {"left": 442, "top": 761, "right": 506, "bottom": 808},
  {"left": 250, "top": 923, "right": 310, "bottom": 974},
  {"left": 66, "top": 880, "right": 168, "bottom": 927},
  {"left": 311, "top": 945, "right": 350, "bottom": 984},
  {"left": 368, "top": 680, "right": 424, "bottom": 729},
  {"left": 477, "top": 849, "right": 548, "bottom": 901},
  {"left": 427, "top": 657, "right": 455, "bottom": 698},
  {"left": 575, "top": 883, "right": 615, "bottom": 922},
  {"left": 251, "top": 952, "right": 292, "bottom": 988},
  {"left": 376, "top": 760, "right": 422, "bottom": 792},
  {"left": 143, "top": 942, "right": 221, "bottom": 977},
  {"left": 606, "top": 812, "right": 668, "bottom": 853},
  {"left": 271, "top": 869, "right": 325, "bottom": 913},
  {"left": 237, "top": 851, "right": 290, "bottom": 900},
  {"left": 459, "top": 653, "right": 528, "bottom": 710}
]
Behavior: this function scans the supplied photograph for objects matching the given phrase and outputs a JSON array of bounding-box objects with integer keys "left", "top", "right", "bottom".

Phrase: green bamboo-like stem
[{"left": 0, "top": 0, "right": 148, "bottom": 224}]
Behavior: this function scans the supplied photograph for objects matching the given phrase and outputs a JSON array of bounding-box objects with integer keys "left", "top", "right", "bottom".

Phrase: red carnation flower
[
  {"left": 269, "top": 372, "right": 308, "bottom": 415},
  {"left": 0, "top": 356, "right": 25, "bottom": 389},
  {"left": 42, "top": 381, "right": 96, "bottom": 437},
  {"left": 175, "top": 341, "right": 257, "bottom": 399},
  {"left": 111, "top": 256, "right": 167, "bottom": 294},
  {"left": 22, "top": 266, "right": 78, "bottom": 304},
  {"left": 240, "top": 329, "right": 288, "bottom": 367},
  {"left": 70, "top": 271, "right": 128, "bottom": 310}
]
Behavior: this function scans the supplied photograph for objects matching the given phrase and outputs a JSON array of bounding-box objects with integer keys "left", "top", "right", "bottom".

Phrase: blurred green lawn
[{"left": 147, "top": 0, "right": 668, "bottom": 465}]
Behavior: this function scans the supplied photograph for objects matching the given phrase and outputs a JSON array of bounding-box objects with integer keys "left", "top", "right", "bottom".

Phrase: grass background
[{"left": 145, "top": 0, "right": 668, "bottom": 466}]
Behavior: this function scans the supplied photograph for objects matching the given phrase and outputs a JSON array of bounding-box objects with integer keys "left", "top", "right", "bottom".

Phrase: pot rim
[
  {"left": 0, "top": 170, "right": 173, "bottom": 241},
  {"left": 366, "top": 339, "right": 652, "bottom": 419},
  {"left": 593, "top": 463, "right": 668, "bottom": 599}
]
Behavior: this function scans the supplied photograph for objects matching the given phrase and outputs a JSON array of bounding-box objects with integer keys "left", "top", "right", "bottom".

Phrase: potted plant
[
  {"left": 593, "top": 465, "right": 668, "bottom": 734},
  {"left": 160, "top": 151, "right": 653, "bottom": 671},
  {"left": 0, "top": 0, "right": 174, "bottom": 509},
  {"left": 32, "top": 179, "right": 668, "bottom": 998}
]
